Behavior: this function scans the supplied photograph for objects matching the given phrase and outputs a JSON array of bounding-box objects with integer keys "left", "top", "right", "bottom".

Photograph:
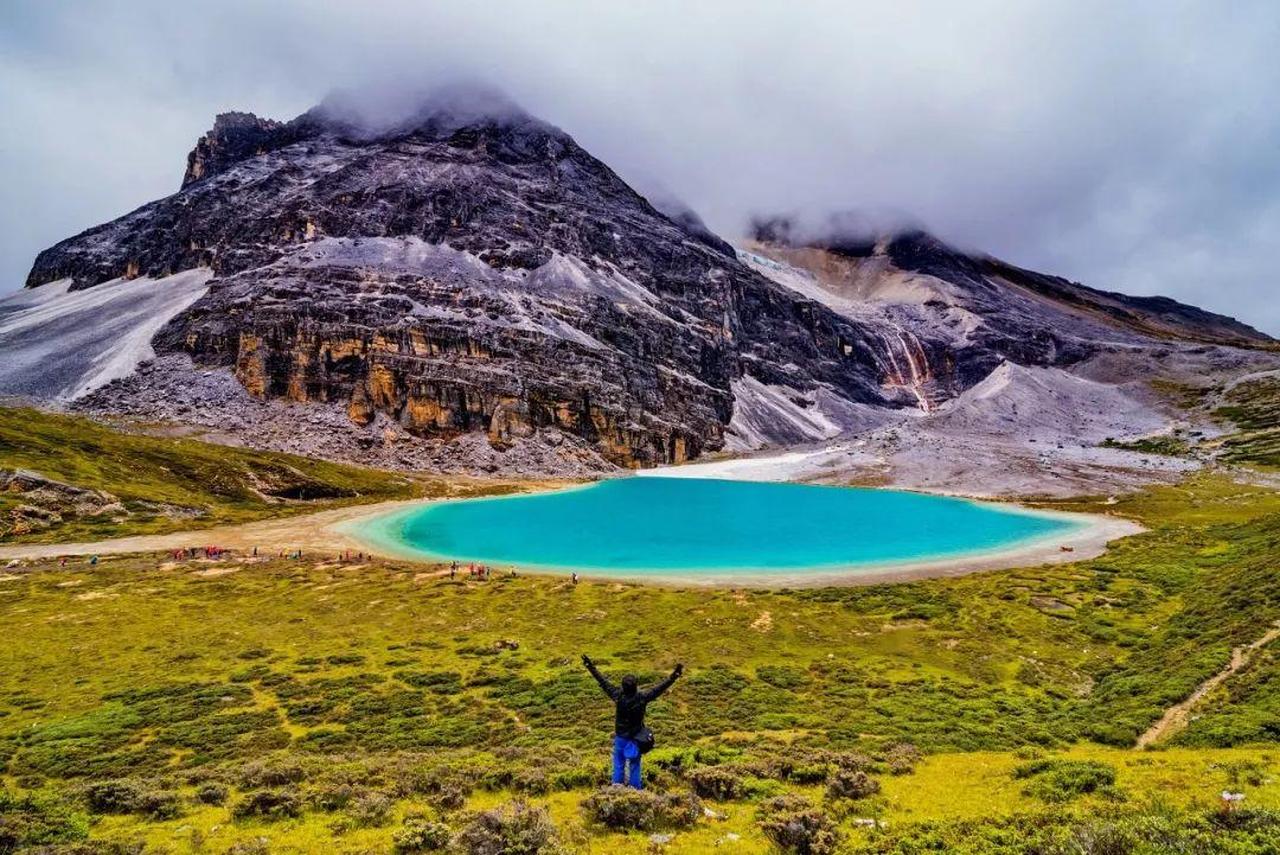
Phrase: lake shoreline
[
  {"left": 0, "top": 472, "right": 1144, "bottom": 589},
  {"left": 335, "top": 479, "right": 1144, "bottom": 588}
]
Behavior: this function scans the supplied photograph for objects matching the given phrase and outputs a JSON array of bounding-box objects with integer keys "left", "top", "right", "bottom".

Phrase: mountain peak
[
  {"left": 182, "top": 111, "right": 286, "bottom": 187},
  {"left": 308, "top": 81, "right": 554, "bottom": 140},
  {"left": 181, "top": 84, "right": 569, "bottom": 189}
]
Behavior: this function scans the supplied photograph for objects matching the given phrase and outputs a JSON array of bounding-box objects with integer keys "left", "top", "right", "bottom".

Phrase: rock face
[
  {"left": 738, "top": 219, "right": 1273, "bottom": 419},
  {"left": 21, "top": 91, "right": 1274, "bottom": 472},
  {"left": 24, "top": 93, "right": 896, "bottom": 468}
]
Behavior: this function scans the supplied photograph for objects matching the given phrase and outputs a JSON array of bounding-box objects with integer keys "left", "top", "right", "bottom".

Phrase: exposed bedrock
[{"left": 20, "top": 91, "right": 1276, "bottom": 470}]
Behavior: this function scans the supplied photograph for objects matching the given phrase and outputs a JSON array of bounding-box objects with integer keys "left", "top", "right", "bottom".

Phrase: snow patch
[
  {"left": 726, "top": 375, "right": 843, "bottom": 451},
  {"left": 0, "top": 269, "right": 212, "bottom": 401},
  {"left": 638, "top": 443, "right": 859, "bottom": 483}
]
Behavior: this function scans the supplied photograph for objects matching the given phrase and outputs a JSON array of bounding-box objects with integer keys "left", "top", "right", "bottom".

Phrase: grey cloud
[{"left": 1, "top": 0, "right": 1277, "bottom": 331}]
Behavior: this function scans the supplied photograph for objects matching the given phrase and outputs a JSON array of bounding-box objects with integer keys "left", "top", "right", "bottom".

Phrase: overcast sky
[{"left": 2, "top": 1, "right": 1278, "bottom": 332}]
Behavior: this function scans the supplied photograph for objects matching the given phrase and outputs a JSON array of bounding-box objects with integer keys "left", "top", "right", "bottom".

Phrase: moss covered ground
[{"left": 2, "top": 472, "right": 1280, "bottom": 851}]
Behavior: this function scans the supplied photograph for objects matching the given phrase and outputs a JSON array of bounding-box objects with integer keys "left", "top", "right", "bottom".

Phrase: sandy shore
[
  {"left": 0, "top": 499, "right": 428, "bottom": 562},
  {"left": 1, "top": 466, "right": 1144, "bottom": 587}
]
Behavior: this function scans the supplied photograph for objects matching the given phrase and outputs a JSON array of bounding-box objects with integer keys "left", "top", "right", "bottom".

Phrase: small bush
[
  {"left": 757, "top": 665, "right": 808, "bottom": 689},
  {"left": 84, "top": 780, "right": 145, "bottom": 814},
  {"left": 883, "top": 743, "right": 922, "bottom": 775},
  {"left": 757, "top": 795, "right": 841, "bottom": 855},
  {"left": 826, "top": 768, "right": 880, "bottom": 801},
  {"left": 83, "top": 779, "right": 180, "bottom": 819},
  {"left": 393, "top": 817, "right": 451, "bottom": 853},
  {"left": 550, "top": 766, "right": 600, "bottom": 791},
  {"left": 231, "top": 787, "right": 303, "bottom": 821},
  {"left": 225, "top": 839, "right": 271, "bottom": 855},
  {"left": 687, "top": 766, "right": 745, "bottom": 801},
  {"left": 429, "top": 780, "right": 469, "bottom": 812},
  {"left": 453, "top": 800, "right": 560, "bottom": 855},
  {"left": 0, "top": 787, "right": 90, "bottom": 850},
  {"left": 787, "top": 763, "right": 830, "bottom": 785},
  {"left": 1207, "top": 805, "right": 1280, "bottom": 833},
  {"left": 580, "top": 786, "right": 702, "bottom": 831},
  {"left": 511, "top": 768, "right": 550, "bottom": 796},
  {"left": 831, "top": 752, "right": 875, "bottom": 773},
  {"left": 238, "top": 760, "right": 306, "bottom": 788},
  {"left": 308, "top": 783, "right": 360, "bottom": 812},
  {"left": 395, "top": 669, "right": 463, "bottom": 694},
  {"left": 345, "top": 791, "right": 393, "bottom": 828},
  {"left": 1015, "top": 759, "right": 1118, "bottom": 803},
  {"left": 196, "top": 782, "right": 229, "bottom": 806}
]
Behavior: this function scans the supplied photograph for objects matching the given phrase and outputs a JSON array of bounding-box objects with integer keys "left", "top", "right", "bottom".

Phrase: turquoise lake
[{"left": 355, "top": 477, "right": 1081, "bottom": 580}]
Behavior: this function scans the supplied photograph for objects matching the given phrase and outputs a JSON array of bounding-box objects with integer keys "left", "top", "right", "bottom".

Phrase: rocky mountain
[
  {"left": 741, "top": 218, "right": 1271, "bottom": 414},
  {"left": 8, "top": 89, "right": 1275, "bottom": 477}
]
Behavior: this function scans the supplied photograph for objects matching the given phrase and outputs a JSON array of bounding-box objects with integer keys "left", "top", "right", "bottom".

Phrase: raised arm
[
  {"left": 641, "top": 663, "right": 684, "bottom": 702},
  {"left": 582, "top": 654, "right": 619, "bottom": 700}
]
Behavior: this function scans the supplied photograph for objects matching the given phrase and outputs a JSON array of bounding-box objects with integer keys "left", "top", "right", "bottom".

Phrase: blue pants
[{"left": 612, "top": 735, "right": 642, "bottom": 788}]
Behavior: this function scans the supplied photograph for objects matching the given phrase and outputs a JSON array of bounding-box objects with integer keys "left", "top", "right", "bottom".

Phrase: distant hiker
[
  {"left": 572, "top": 572, "right": 579, "bottom": 585},
  {"left": 582, "top": 654, "right": 683, "bottom": 789},
  {"left": 90, "top": 555, "right": 98, "bottom": 566}
]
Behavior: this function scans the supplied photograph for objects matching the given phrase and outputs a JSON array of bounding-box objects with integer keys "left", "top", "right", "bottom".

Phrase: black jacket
[{"left": 584, "top": 659, "right": 681, "bottom": 738}]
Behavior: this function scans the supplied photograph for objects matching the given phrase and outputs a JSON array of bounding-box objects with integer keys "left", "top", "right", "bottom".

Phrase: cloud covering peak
[{"left": 1, "top": 1, "right": 1277, "bottom": 331}]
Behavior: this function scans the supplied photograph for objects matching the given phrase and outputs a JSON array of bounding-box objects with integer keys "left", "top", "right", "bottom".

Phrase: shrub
[
  {"left": 83, "top": 779, "right": 181, "bottom": 819},
  {"left": 550, "top": 765, "right": 600, "bottom": 791},
  {"left": 394, "top": 669, "right": 463, "bottom": 694},
  {"left": 393, "top": 817, "right": 451, "bottom": 853},
  {"left": 429, "top": 780, "right": 469, "bottom": 812},
  {"left": 883, "top": 742, "right": 922, "bottom": 775},
  {"left": 0, "top": 787, "right": 90, "bottom": 850},
  {"left": 757, "top": 665, "right": 808, "bottom": 689},
  {"left": 196, "top": 782, "right": 229, "bottom": 806},
  {"left": 231, "top": 787, "right": 303, "bottom": 821},
  {"left": 580, "top": 786, "right": 702, "bottom": 831},
  {"left": 453, "top": 800, "right": 560, "bottom": 855},
  {"left": 345, "top": 791, "right": 393, "bottom": 828},
  {"left": 1014, "top": 759, "right": 1118, "bottom": 803},
  {"left": 757, "top": 795, "right": 841, "bottom": 855},
  {"left": 687, "top": 766, "right": 745, "bottom": 801},
  {"left": 826, "top": 768, "right": 880, "bottom": 801},
  {"left": 831, "top": 751, "right": 875, "bottom": 773},
  {"left": 308, "top": 783, "right": 360, "bottom": 812},
  {"left": 238, "top": 760, "right": 306, "bottom": 788},
  {"left": 787, "top": 763, "right": 831, "bottom": 785},
  {"left": 83, "top": 780, "right": 145, "bottom": 814},
  {"left": 511, "top": 768, "right": 550, "bottom": 796}
]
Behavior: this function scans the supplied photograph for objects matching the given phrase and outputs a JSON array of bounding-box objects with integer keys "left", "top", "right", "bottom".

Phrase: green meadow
[
  {"left": 0, "top": 408, "right": 531, "bottom": 544},
  {"left": 3, "top": 467, "right": 1280, "bottom": 852}
]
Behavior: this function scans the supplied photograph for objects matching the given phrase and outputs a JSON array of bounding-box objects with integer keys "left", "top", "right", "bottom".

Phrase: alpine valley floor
[{"left": 3, "top": 440, "right": 1280, "bottom": 851}]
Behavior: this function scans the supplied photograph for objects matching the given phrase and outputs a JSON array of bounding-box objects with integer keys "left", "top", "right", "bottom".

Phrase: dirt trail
[{"left": 1135, "top": 621, "right": 1280, "bottom": 749}]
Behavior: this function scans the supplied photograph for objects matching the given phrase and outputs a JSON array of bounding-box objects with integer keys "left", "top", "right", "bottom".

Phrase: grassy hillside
[
  {"left": 1213, "top": 375, "right": 1280, "bottom": 470},
  {"left": 1, "top": 474, "right": 1279, "bottom": 852},
  {"left": 0, "top": 407, "right": 421, "bottom": 543}
]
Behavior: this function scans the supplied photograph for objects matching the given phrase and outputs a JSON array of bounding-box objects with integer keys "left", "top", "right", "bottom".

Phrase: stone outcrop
[{"left": 182, "top": 112, "right": 287, "bottom": 187}]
